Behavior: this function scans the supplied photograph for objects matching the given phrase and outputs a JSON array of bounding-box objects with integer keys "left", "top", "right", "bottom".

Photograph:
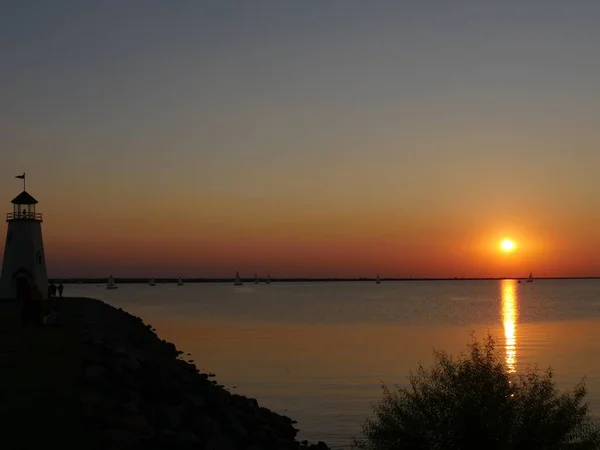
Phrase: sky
[{"left": 1, "top": 1, "right": 600, "bottom": 278}]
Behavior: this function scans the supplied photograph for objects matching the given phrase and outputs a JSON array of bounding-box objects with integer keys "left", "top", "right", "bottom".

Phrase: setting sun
[{"left": 501, "top": 239, "right": 516, "bottom": 252}]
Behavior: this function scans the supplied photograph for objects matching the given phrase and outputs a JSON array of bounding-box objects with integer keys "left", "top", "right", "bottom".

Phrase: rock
[
  {"left": 226, "top": 414, "right": 248, "bottom": 441},
  {"left": 80, "top": 389, "right": 111, "bottom": 418},
  {"left": 76, "top": 298, "right": 331, "bottom": 450},
  {"left": 276, "top": 438, "right": 298, "bottom": 450},
  {"left": 175, "top": 430, "right": 203, "bottom": 446},
  {"left": 104, "top": 413, "right": 153, "bottom": 437},
  {"left": 187, "top": 393, "right": 206, "bottom": 410},
  {"left": 119, "top": 355, "right": 142, "bottom": 371},
  {"left": 97, "top": 429, "right": 141, "bottom": 449},
  {"left": 192, "top": 414, "right": 224, "bottom": 440},
  {"left": 156, "top": 404, "right": 184, "bottom": 430},
  {"left": 207, "top": 435, "right": 235, "bottom": 450},
  {"left": 84, "top": 364, "right": 108, "bottom": 384},
  {"left": 189, "top": 414, "right": 234, "bottom": 449},
  {"left": 156, "top": 428, "right": 176, "bottom": 438},
  {"left": 121, "top": 400, "right": 140, "bottom": 415}
]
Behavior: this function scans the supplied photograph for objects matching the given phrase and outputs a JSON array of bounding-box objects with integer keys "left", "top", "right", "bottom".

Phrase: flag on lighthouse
[{"left": 15, "top": 173, "right": 25, "bottom": 179}]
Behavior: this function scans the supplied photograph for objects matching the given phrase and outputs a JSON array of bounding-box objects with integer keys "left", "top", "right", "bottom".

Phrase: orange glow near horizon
[
  {"left": 501, "top": 279, "right": 518, "bottom": 373},
  {"left": 15, "top": 211, "right": 592, "bottom": 278},
  {"left": 0, "top": 181, "right": 598, "bottom": 278}
]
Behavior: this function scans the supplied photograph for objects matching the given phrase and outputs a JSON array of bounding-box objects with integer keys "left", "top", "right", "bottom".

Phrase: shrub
[{"left": 354, "top": 334, "right": 600, "bottom": 450}]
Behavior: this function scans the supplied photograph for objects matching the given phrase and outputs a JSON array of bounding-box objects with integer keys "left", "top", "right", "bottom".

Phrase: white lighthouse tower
[{"left": 0, "top": 178, "right": 48, "bottom": 299}]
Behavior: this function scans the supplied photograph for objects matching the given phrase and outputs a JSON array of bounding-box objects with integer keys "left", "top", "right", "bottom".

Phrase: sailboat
[
  {"left": 376, "top": 274, "right": 381, "bottom": 284},
  {"left": 266, "top": 273, "right": 271, "bottom": 284},
  {"left": 106, "top": 274, "right": 118, "bottom": 290},
  {"left": 526, "top": 272, "right": 534, "bottom": 283},
  {"left": 149, "top": 278, "right": 156, "bottom": 286},
  {"left": 177, "top": 277, "right": 184, "bottom": 286},
  {"left": 254, "top": 274, "right": 259, "bottom": 284},
  {"left": 234, "top": 271, "right": 243, "bottom": 286}
]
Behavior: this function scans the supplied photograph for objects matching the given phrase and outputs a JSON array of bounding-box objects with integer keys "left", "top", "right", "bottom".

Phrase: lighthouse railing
[{"left": 6, "top": 212, "right": 43, "bottom": 221}]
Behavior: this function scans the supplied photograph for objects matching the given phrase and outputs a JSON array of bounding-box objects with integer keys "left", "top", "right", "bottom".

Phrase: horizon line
[{"left": 49, "top": 276, "right": 600, "bottom": 283}]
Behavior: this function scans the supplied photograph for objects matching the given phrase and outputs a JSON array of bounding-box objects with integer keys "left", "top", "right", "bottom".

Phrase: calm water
[{"left": 68, "top": 280, "right": 600, "bottom": 449}]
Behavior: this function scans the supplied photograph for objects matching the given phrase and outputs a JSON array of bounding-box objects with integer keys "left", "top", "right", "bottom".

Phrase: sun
[{"left": 500, "top": 238, "right": 516, "bottom": 252}]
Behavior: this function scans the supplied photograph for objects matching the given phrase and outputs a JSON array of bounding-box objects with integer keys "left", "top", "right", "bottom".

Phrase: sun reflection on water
[{"left": 501, "top": 279, "right": 519, "bottom": 373}]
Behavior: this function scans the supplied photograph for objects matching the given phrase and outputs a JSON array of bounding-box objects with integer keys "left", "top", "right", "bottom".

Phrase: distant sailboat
[
  {"left": 234, "top": 271, "right": 243, "bottom": 286},
  {"left": 106, "top": 274, "right": 118, "bottom": 290},
  {"left": 177, "top": 277, "right": 184, "bottom": 286},
  {"left": 526, "top": 272, "right": 534, "bottom": 283},
  {"left": 266, "top": 273, "right": 271, "bottom": 284},
  {"left": 254, "top": 274, "right": 259, "bottom": 284},
  {"left": 149, "top": 278, "right": 155, "bottom": 286},
  {"left": 376, "top": 274, "right": 381, "bottom": 284}
]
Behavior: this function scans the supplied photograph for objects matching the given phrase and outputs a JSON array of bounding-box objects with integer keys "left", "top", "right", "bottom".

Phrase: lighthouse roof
[{"left": 11, "top": 191, "right": 38, "bottom": 205}]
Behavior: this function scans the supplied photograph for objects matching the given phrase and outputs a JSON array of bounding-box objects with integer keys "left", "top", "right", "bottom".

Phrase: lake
[{"left": 66, "top": 279, "right": 600, "bottom": 449}]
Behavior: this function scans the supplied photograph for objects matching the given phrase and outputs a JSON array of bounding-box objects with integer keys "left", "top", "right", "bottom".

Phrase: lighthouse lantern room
[
  {"left": 9, "top": 191, "right": 42, "bottom": 221},
  {"left": 0, "top": 183, "right": 48, "bottom": 299}
]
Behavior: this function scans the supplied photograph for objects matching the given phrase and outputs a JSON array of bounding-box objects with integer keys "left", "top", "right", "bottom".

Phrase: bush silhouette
[{"left": 354, "top": 335, "right": 600, "bottom": 450}]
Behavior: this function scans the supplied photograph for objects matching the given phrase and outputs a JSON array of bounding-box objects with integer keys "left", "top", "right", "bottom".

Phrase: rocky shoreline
[{"left": 77, "top": 298, "right": 331, "bottom": 450}]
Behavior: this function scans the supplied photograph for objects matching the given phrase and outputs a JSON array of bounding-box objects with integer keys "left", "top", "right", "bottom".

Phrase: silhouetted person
[
  {"left": 22, "top": 208, "right": 26, "bottom": 219},
  {"left": 48, "top": 283, "right": 57, "bottom": 298},
  {"left": 48, "top": 283, "right": 59, "bottom": 311},
  {"left": 57, "top": 283, "right": 64, "bottom": 298}
]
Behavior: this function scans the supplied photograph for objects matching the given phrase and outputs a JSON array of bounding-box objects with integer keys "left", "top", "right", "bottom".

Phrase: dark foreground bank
[{"left": 0, "top": 297, "right": 330, "bottom": 450}]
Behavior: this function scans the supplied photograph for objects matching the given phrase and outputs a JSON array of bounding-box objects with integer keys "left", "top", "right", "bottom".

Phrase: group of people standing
[
  {"left": 20, "top": 281, "right": 64, "bottom": 326},
  {"left": 48, "top": 282, "right": 64, "bottom": 299}
]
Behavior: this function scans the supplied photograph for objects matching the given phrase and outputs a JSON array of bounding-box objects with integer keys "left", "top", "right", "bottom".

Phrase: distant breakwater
[
  {"left": 51, "top": 276, "right": 596, "bottom": 284},
  {"left": 77, "top": 297, "right": 330, "bottom": 450}
]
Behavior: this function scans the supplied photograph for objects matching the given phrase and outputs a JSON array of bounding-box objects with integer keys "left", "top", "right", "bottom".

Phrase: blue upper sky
[{"left": 3, "top": 2, "right": 600, "bottom": 168}]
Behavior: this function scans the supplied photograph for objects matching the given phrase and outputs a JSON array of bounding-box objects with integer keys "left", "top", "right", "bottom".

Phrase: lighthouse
[{"left": 0, "top": 178, "right": 48, "bottom": 299}]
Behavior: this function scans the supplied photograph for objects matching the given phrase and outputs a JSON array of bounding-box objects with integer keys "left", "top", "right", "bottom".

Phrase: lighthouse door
[
  {"left": 12, "top": 267, "right": 33, "bottom": 301},
  {"left": 15, "top": 277, "right": 30, "bottom": 301}
]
